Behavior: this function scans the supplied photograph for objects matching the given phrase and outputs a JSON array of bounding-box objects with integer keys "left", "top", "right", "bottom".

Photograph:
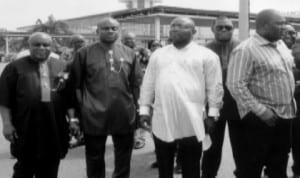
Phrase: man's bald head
[
  {"left": 70, "top": 34, "right": 86, "bottom": 51},
  {"left": 256, "top": 9, "right": 286, "bottom": 42},
  {"left": 122, "top": 32, "right": 136, "bottom": 49},
  {"left": 97, "top": 17, "right": 120, "bottom": 29},
  {"left": 171, "top": 17, "right": 196, "bottom": 30},
  {"left": 28, "top": 32, "right": 52, "bottom": 45},
  {"left": 96, "top": 17, "right": 120, "bottom": 44},
  {"left": 28, "top": 32, "right": 53, "bottom": 62}
]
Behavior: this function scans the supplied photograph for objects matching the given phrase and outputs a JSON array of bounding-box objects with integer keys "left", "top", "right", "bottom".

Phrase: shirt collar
[
  {"left": 253, "top": 33, "right": 280, "bottom": 48},
  {"left": 171, "top": 41, "right": 195, "bottom": 51}
]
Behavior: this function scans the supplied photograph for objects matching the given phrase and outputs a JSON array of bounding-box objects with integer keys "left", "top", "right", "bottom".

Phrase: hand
[
  {"left": 69, "top": 120, "right": 81, "bottom": 137},
  {"left": 259, "top": 108, "right": 277, "bottom": 127},
  {"left": 204, "top": 116, "right": 216, "bottom": 134},
  {"left": 3, "top": 123, "right": 18, "bottom": 143},
  {"left": 139, "top": 115, "right": 151, "bottom": 132}
]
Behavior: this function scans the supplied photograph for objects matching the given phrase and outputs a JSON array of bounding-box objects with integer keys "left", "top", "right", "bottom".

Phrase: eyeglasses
[
  {"left": 32, "top": 43, "right": 51, "bottom": 47},
  {"left": 215, "top": 25, "right": 233, "bottom": 31},
  {"left": 285, "top": 30, "right": 298, "bottom": 37}
]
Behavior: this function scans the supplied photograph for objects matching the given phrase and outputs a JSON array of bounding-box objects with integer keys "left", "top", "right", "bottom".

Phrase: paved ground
[{"left": 0, "top": 113, "right": 294, "bottom": 178}]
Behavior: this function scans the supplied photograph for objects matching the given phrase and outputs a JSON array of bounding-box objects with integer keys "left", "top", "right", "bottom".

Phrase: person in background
[
  {"left": 139, "top": 16, "right": 223, "bottom": 178},
  {"left": 227, "top": 9, "right": 295, "bottom": 178},
  {"left": 0, "top": 32, "right": 69, "bottom": 178},
  {"left": 121, "top": 31, "right": 147, "bottom": 150},
  {"left": 201, "top": 16, "right": 244, "bottom": 178},
  {"left": 67, "top": 17, "right": 142, "bottom": 178},
  {"left": 61, "top": 34, "right": 86, "bottom": 64},
  {"left": 122, "top": 32, "right": 137, "bottom": 49},
  {"left": 149, "top": 40, "right": 162, "bottom": 52},
  {"left": 65, "top": 34, "right": 87, "bottom": 148},
  {"left": 282, "top": 24, "right": 300, "bottom": 178},
  {"left": 282, "top": 24, "right": 297, "bottom": 49}
]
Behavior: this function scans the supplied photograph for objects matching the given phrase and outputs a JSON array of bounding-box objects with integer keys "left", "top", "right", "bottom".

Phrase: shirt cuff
[
  {"left": 253, "top": 104, "right": 267, "bottom": 117},
  {"left": 139, "top": 106, "right": 151, "bottom": 116},
  {"left": 208, "top": 107, "right": 220, "bottom": 117}
]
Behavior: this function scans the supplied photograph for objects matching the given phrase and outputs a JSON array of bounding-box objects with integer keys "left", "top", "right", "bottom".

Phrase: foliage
[{"left": 18, "top": 15, "right": 74, "bottom": 53}]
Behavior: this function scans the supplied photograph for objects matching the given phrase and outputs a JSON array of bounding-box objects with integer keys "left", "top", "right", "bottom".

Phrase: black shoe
[
  {"left": 150, "top": 161, "right": 158, "bottom": 168},
  {"left": 174, "top": 164, "right": 182, "bottom": 174}
]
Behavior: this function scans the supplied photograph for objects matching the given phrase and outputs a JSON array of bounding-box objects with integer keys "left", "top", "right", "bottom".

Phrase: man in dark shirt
[
  {"left": 281, "top": 24, "right": 300, "bottom": 178},
  {"left": 201, "top": 16, "right": 244, "bottom": 178},
  {"left": 68, "top": 17, "right": 142, "bottom": 178},
  {"left": 121, "top": 31, "right": 147, "bottom": 150},
  {"left": 0, "top": 32, "right": 69, "bottom": 178}
]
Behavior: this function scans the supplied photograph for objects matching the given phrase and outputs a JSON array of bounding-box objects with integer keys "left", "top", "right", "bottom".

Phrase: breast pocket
[{"left": 86, "top": 61, "right": 106, "bottom": 82}]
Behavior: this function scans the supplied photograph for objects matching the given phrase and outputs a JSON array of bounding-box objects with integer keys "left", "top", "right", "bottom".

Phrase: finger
[
  {"left": 5, "top": 134, "right": 13, "bottom": 142},
  {"left": 266, "top": 120, "right": 276, "bottom": 127},
  {"left": 142, "top": 122, "right": 151, "bottom": 132},
  {"left": 13, "top": 131, "right": 18, "bottom": 139}
]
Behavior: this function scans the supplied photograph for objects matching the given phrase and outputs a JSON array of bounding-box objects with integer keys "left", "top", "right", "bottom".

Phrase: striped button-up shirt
[{"left": 226, "top": 33, "right": 296, "bottom": 119}]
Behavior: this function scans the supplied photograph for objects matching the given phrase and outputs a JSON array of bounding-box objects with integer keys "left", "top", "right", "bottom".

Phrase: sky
[{"left": 1, "top": 0, "right": 300, "bottom": 30}]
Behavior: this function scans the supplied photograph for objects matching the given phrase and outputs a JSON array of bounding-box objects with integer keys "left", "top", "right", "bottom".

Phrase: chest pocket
[{"left": 254, "top": 55, "right": 286, "bottom": 76}]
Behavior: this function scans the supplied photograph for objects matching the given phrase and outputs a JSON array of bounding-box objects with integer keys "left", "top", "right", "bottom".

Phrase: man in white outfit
[{"left": 139, "top": 16, "right": 224, "bottom": 178}]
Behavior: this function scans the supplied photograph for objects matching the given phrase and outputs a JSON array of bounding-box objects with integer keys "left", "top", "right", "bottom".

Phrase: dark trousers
[
  {"left": 242, "top": 113, "right": 292, "bottom": 178},
  {"left": 292, "top": 117, "right": 300, "bottom": 175},
  {"left": 84, "top": 133, "right": 134, "bottom": 178},
  {"left": 201, "top": 110, "right": 245, "bottom": 178},
  {"left": 13, "top": 158, "right": 60, "bottom": 178},
  {"left": 153, "top": 135, "right": 202, "bottom": 178}
]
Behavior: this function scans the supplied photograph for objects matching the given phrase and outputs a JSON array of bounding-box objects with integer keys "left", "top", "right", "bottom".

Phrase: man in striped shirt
[{"left": 226, "top": 9, "right": 295, "bottom": 178}]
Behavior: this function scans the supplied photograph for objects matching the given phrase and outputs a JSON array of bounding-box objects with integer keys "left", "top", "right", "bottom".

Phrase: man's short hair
[{"left": 211, "top": 16, "right": 231, "bottom": 27}]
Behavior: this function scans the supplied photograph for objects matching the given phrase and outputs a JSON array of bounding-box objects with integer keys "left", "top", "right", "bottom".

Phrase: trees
[
  {"left": 19, "top": 15, "right": 73, "bottom": 53},
  {"left": 31, "top": 15, "right": 73, "bottom": 35}
]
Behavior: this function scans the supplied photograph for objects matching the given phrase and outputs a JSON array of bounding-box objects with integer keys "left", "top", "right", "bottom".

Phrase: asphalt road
[
  {"left": 0, "top": 118, "right": 238, "bottom": 178},
  {"left": 0, "top": 117, "right": 295, "bottom": 178}
]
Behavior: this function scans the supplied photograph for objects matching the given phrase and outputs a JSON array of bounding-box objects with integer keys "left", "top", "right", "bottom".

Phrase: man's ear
[
  {"left": 211, "top": 25, "right": 215, "bottom": 33},
  {"left": 192, "top": 27, "right": 197, "bottom": 35}
]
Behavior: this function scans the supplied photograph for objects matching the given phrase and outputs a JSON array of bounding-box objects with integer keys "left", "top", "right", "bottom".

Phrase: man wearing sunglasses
[
  {"left": 201, "top": 16, "right": 244, "bottom": 178},
  {"left": 0, "top": 32, "right": 69, "bottom": 178}
]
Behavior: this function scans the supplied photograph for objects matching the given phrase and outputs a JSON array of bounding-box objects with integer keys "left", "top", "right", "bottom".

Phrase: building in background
[
  {"left": 2, "top": 5, "right": 300, "bottom": 53},
  {"left": 60, "top": 5, "right": 300, "bottom": 46}
]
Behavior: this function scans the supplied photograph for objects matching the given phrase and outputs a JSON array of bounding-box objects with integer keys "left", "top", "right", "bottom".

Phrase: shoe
[
  {"left": 133, "top": 138, "right": 145, "bottom": 149},
  {"left": 294, "top": 174, "right": 300, "bottom": 178},
  {"left": 174, "top": 164, "right": 182, "bottom": 174},
  {"left": 150, "top": 161, "right": 158, "bottom": 168}
]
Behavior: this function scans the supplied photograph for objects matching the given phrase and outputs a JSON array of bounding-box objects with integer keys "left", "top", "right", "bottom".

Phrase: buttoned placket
[
  {"left": 39, "top": 62, "right": 51, "bottom": 102},
  {"left": 276, "top": 44, "right": 297, "bottom": 114}
]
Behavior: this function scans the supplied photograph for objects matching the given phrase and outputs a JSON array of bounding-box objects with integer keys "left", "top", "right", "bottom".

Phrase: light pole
[{"left": 239, "top": 0, "right": 250, "bottom": 40}]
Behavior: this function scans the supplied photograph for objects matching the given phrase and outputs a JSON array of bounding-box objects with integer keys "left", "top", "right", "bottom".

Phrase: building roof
[
  {"left": 62, "top": 5, "right": 300, "bottom": 23},
  {"left": 15, "top": 5, "right": 300, "bottom": 33}
]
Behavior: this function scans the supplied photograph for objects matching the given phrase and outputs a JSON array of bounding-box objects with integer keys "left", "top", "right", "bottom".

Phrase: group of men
[{"left": 0, "top": 8, "right": 299, "bottom": 178}]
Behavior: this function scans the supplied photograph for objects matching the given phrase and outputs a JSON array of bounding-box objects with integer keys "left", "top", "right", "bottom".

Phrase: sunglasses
[{"left": 215, "top": 25, "right": 233, "bottom": 31}]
